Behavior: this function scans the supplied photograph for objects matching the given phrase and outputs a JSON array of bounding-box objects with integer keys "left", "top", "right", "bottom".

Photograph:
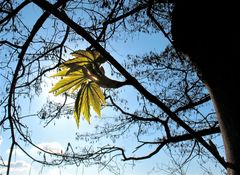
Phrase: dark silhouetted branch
[{"left": 31, "top": 0, "right": 227, "bottom": 169}]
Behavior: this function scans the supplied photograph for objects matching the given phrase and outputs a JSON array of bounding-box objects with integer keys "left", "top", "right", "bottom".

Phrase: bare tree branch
[
  {"left": 31, "top": 0, "right": 227, "bottom": 168},
  {"left": 6, "top": 0, "right": 69, "bottom": 174},
  {"left": 0, "top": 0, "right": 30, "bottom": 26}
]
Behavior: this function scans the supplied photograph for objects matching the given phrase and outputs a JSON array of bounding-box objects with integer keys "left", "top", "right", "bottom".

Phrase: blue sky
[
  {"left": 0, "top": 21, "right": 170, "bottom": 174},
  {"left": 0, "top": 31, "right": 224, "bottom": 174},
  {"left": 0, "top": 2, "right": 225, "bottom": 175}
]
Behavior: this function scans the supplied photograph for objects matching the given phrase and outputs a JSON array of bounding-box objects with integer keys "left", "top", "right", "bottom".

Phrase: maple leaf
[
  {"left": 49, "top": 50, "right": 106, "bottom": 127},
  {"left": 74, "top": 82, "right": 106, "bottom": 127}
]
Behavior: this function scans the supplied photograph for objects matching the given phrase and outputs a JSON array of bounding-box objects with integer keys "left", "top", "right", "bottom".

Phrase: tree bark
[{"left": 171, "top": 1, "right": 240, "bottom": 174}]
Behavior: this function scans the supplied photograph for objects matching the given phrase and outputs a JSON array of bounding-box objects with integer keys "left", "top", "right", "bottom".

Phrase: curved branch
[
  {"left": 0, "top": 0, "right": 31, "bottom": 25},
  {"left": 16, "top": 26, "right": 70, "bottom": 89},
  {"left": 174, "top": 95, "right": 211, "bottom": 113},
  {"left": 6, "top": 1, "right": 70, "bottom": 174},
  {"left": 105, "top": 4, "right": 147, "bottom": 25},
  {"left": 0, "top": 40, "right": 22, "bottom": 49},
  {"left": 31, "top": 0, "right": 227, "bottom": 169},
  {"left": 108, "top": 95, "right": 164, "bottom": 123},
  {"left": 117, "top": 126, "right": 220, "bottom": 161}
]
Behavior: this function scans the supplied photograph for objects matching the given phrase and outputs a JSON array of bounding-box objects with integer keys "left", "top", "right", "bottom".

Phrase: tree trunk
[{"left": 171, "top": 1, "right": 240, "bottom": 174}]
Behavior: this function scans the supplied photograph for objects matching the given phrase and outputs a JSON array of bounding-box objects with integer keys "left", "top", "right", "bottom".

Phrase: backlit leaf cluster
[{"left": 49, "top": 50, "right": 106, "bottom": 127}]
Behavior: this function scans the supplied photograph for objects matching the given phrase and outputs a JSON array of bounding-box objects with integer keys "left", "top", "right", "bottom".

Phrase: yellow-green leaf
[
  {"left": 71, "top": 50, "right": 98, "bottom": 61},
  {"left": 49, "top": 72, "right": 88, "bottom": 95},
  {"left": 90, "top": 82, "right": 106, "bottom": 105},
  {"left": 51, "top": 69, "right": 69, "bottom": 77},
  {"left": 51, "top": 69, "right": 84, "bottom": 77},
  {"left": 88, "top": 84, "right": 101, "bottom": 116},
  {"left": 74, "top": 86, "right": 82, "bottom": 127},
  {"left": 62, "top": 50, "right": 96, "bottom": 68},
  {"left": 70, "top": 82, "right": 82, "bottom": 93},
  {"left": 49, "top": 50, "right": 107, "bottom": 127},
  {"left": 74, "top": 111, "right": 80, "bottom": 128},
  {"left": 73, "top": 82, "right": 105, "bottom": 127},
  {"left": 81, "top": 88, "right": 90, "bottom": 123},
  {"left": 74, "top": 84, "right": 89, "bottom": 126},
  {"left": 63, "top": 50, "right": 106, "bottom": 68}
]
